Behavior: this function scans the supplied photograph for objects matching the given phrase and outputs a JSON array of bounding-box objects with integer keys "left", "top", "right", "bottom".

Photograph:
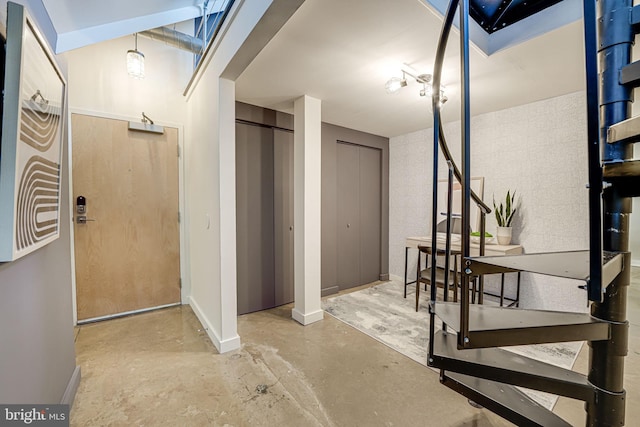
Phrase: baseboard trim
[
  {"left": 218, "top": 334, "right": 242, "bottom": 353},
  {"left": 632, "top": 260, "right": 640, "bottom": 268},
  {"left": 379, "top": 273, "right": 390, "bottom": 281},
  {"left": 60, "top": 366, "right": 81, "bottom": 407},
  {"left": 292, "top": 308, "right": 324, "bottom": 325},
  {"left": 321, "top": 286, "right": 339, "bottom": 297},
  {"left": 189, "top": 298, "right": 241, "bottom": 354}
]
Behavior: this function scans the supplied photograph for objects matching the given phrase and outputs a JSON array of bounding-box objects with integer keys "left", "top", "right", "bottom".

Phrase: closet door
[
  {"left": 359, "top": 146, "right": 381, "bottom": 283},
  {"left": 273, "top": 129, "right": 294, "bottom": 306},
  {"left": 336, "top": 142, "right": 382, "bottom": 289},
  {"left": 236, "top": 123, "right": 275, "bottom": 315},
  {"left": 337, "top": 143, "right": 361, "bottom": 288}
]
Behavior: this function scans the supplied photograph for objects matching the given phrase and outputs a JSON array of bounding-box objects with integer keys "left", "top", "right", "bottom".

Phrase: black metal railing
[{"left": 428, "top": 0, "right": 489, "bottom": 350}]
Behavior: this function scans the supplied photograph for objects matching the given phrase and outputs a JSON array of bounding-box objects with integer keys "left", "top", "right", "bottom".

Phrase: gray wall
[
  {"left": 0, "top": 115, "right": 78, "bottom": 404},
  {"left": 322, "top": 123, "right": 390, "bottom": 295},
  {"left": 237, "top": 103, "right": 390, "bottom": 297},
  {"left": 0, "top": 0, "right": 78, "bottom": 404}
]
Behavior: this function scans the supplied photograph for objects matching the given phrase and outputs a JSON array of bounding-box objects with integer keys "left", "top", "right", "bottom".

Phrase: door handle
[{"left": 75, "top": 216, "right": 96, "bottom": 224}]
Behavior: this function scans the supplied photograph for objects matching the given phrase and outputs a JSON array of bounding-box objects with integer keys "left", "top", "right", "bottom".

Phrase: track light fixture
[
  {"left": 385, "top": 68, "right": 447, "bottom": 105},
  {"left": 385, "top": 76, "right": 407, "bottom": 93}
]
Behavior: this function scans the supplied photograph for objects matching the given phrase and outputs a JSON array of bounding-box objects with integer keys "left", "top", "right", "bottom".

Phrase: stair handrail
[
  {"left": 428, "top": 0, "right": 456, "bottom": 359},
  {"left": 430, "top": 0, "right": 490, "bottom": 216},
  {"left": 437, "top": 127, "right": 490, "bottom": 215},
  {"left": 439, "top": 161, "right": 488, "bottom": 301},
  {"left": 429, "top": 0, "right": 481, "bottom": 351}
]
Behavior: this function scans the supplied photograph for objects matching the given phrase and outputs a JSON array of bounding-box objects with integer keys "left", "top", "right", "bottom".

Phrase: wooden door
[{"left": 72, "top": 114, "right": 181, "bottom": 322}]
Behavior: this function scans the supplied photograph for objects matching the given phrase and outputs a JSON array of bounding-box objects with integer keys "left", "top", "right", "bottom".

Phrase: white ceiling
[
  {"left": 235, "top": 0, "right": 586, "bottom": 137},
  {"left": 41, "top": 0, "right": 208, "bottom": 52},
  {"left": 40, "top": 0, "right": 587, "bottom": 138}
]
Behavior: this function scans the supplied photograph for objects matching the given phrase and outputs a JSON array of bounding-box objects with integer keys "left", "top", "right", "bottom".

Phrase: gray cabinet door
[
  {"left": 337, "top": 142, "right": 382, "bottom": 289},
  {"left": 236, "top": 123, "right": 275, "bottom": 315},
  {"left": 273, "top": 129, "right": 294, "bottom": 307}
]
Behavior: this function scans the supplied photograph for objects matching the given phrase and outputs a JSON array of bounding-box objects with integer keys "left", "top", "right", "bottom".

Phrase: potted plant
[{"left": 493, "top": 190, "right": 517, "bottom": 245}]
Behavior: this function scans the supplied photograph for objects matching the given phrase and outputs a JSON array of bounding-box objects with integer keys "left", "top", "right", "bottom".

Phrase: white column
[
  {"left": 217, "top": 77, "right": 240, "bottom": 351},
  {"left": 292, "top": 95, "right": 324, "bottom": 325}
]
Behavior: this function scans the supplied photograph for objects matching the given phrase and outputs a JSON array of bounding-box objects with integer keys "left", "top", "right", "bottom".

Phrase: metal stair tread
[
  {"left": 603, "top": 159, "right": 640, "bottom": 178},
  {"left": 466, "top": 250, "right": 623, "bottom": 287},
  {"left": 430, "top": 330, "right": 594, "bottom": 402},
  {"left": 607, "top": 115, "right": 640, "bottom": 143},
  {"left": 621, "top": 60, "right": 640, "bottom": 87},
  {"left": 441, "top": 371, "right": 572, "bottom": 427},
  {"left": 601, "top": 160, "right": 640, "bottom": 197},
  {"left": 433, "top": 302, "right": 610, "bottom": 348}
]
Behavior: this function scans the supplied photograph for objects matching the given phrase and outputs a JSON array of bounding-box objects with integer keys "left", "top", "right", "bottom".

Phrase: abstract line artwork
[
  {"left": 16, "top": 156, "right": 60, "bottom": 250},
  {"left": 0, "top": 3, "right": 66, "bottom": 261}
]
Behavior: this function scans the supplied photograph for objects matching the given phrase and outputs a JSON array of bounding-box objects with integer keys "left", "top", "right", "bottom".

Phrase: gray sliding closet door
[
  {"left": 273, "top": 129, "right": 294, "bottom": 306},
  {"left": 337, "top": 142, "right": 382, "bottom": 289},
  {"left": 236, "top": 123, "right": 275, "bottom": 315},
  {"left": 337, "top": 143, "right": 361, "bottom": 288},
  {"left": 359, "top": 145, "right": 382, "bottom": 284}
]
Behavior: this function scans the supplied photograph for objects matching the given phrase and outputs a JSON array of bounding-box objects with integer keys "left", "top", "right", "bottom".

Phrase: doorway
[{"left": 71, "top": 114, "right": 181, "bottom": 322}]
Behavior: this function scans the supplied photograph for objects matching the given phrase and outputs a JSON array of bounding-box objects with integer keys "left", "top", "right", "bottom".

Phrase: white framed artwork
[{"left": 0, "top": 2, "right": 66, "bottom": 261}]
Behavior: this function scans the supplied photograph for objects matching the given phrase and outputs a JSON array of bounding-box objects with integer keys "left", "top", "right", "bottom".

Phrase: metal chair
[
  {"left": 415, "top": 243, "right": 478, "bottom": 312},
  {"left": 415, "top": 245, "right": 458, "bottom": 311}
]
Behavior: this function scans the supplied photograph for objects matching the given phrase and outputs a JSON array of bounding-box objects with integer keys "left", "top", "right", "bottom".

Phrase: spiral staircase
[{"left": 425, "top": 0, "right": 637, "bottom": 425}]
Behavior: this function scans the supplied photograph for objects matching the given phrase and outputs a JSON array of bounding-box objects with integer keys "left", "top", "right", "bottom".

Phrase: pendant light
[{"left": 127, "top": 33, "right": 145, "bottom": 79}]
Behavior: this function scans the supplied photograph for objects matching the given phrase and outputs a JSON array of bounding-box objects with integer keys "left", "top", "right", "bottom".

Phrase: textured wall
[{"left": 390, "top": 91, "right": 590, "bottom": 313}]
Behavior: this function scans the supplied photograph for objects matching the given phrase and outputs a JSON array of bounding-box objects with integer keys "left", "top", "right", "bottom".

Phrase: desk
[
  {"left": 404, "top": 236, "right": 523, "bottom": 305},
  {"left": 405, "top": 236, "right": 522, "bottom": 256}
]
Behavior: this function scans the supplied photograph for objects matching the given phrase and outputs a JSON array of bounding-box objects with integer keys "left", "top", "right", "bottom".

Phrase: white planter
[{"left": 496, "top": 226, "right": 512, "bottom": 245}]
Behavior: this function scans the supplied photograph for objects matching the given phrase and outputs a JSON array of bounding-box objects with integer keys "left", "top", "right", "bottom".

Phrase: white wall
[
  {"left": 184, "top": 69, "right": 226, "bottom": 349},
  {"left": 64, "top": 26, "right": 193, "bottom": 124},
  {"left": 184, "top": 0, "right": 307, "bottom": 351},
  {"left": 184, "top": 0, "right": 282, "bottom": 353},
  {"left": 390, "top": 91, "right": 591, "bottom": 313}
]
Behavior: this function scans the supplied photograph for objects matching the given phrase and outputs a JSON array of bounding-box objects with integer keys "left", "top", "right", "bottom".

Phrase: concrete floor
[{"left": 70, "top": 269, "right": 640, "bottom": 426}]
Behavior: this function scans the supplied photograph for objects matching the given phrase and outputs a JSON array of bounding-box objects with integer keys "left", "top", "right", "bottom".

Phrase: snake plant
[{"left": 493, "top": 190, "right": 517, "bottom": 227}]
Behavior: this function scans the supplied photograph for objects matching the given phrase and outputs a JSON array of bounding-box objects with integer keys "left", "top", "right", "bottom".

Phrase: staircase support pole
[
  {"left": 587, "top": 0, "right": 633, "bottom": 424},
  {"left": 459, "top": 0, "right": 472, "bottom": 349}
]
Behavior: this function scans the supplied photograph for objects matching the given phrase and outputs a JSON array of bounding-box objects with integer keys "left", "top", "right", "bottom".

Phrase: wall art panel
[{"left": 0, "top": 2, "right": 66, "bottom": 261}]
